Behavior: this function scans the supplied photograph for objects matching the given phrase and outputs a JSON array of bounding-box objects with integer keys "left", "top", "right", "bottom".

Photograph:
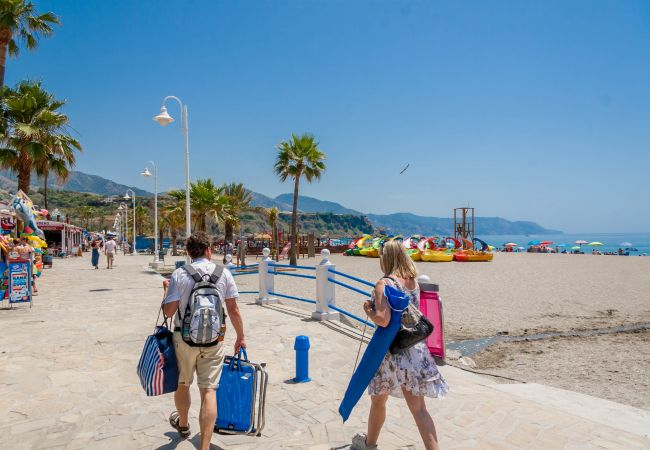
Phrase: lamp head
[
  {"left": 153, "top": 105, "right": 174, "bottom": 126},
  {"left": 141, "top": 167, "right": 152, "bottom": 177},
  {"left": 124, "top": 192, "right": 131, "bottom": 200}
]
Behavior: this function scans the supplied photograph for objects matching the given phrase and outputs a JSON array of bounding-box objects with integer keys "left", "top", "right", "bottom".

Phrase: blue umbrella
[{"left": 527, "top": 240, "right": 541, "bottom": 246}]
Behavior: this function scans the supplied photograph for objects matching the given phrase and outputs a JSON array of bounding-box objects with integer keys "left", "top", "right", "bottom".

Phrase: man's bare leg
[
  {"left": 174, "top": 385, "right": 191, "bottom": 428},
  {"left": 198, "top": 387, "right": 217, "bottom": 450}
]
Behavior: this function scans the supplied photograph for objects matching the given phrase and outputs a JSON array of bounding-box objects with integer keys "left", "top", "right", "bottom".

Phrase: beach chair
[{"left": 215, "top": 348, "right": 268, "bottom": 436}]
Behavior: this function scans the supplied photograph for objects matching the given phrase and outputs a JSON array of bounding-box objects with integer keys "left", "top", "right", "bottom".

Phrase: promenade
[{"left": 0, "top": 254, "right": 649, "bottom": 450}]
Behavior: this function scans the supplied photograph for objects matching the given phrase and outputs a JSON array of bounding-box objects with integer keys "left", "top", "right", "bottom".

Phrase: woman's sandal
[{"left": 169, "top": 411, "right": 191, "bottom": 439}]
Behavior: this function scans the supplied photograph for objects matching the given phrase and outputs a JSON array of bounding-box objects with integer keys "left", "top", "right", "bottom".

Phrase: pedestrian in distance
[
  {"left": 104, "top": 236, "right": 117, "bottom": 269},
  {"left": 352, "top": 240, "right": 448, "bottom": 450},
  {"left": 90, "top": 240, "right": 100, "bottom": 269},
  {"left": 161, "top": 231, "right": 246, "bottom": 450}
]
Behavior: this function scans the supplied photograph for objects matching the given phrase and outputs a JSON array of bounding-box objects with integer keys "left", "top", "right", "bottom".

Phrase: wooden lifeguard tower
[{"left": 454, "top": 207, "right": 474, "bottom": 242}]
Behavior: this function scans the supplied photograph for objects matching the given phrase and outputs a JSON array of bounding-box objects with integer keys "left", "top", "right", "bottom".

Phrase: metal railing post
[
  {"left": 256, "top": 248, "right": 278, "bottom": 305},
  {"left": 312, "top": 249, "right": 340, "bottom": 321}
]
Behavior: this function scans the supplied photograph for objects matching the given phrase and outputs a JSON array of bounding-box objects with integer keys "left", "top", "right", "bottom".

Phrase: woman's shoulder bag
[{"left": 385, "top": 277, "right": 434, "bottom": 354}]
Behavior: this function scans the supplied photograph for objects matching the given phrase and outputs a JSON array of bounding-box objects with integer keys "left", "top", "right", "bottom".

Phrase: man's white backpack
[{"left": 179, "top": 264, "right": 226, "bottom": 347}]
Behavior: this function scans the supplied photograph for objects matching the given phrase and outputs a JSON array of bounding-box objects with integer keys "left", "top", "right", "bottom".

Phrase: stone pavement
[{"left": 0, "top": 254, "right": 649, "bottom": 450}]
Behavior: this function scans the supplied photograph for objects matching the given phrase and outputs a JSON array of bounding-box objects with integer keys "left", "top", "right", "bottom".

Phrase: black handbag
[{"left": 387, "top": 278, "right": 434, "bottom": 354}]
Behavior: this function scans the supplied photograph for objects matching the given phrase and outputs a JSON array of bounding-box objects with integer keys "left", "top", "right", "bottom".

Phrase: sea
[{"left": 476, "top": 232, "right": 650, "bottom": 255}]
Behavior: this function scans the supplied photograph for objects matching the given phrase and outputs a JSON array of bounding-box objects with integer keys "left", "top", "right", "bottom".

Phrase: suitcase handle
[{"left": 228, "top": 347, "right": 249, "bottom": 371}]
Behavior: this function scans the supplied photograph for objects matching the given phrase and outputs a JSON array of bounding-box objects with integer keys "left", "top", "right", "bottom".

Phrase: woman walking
[
  {"left": 352, "top": 240, "right": 448, "bottom": 450},
  {"left": 90, "top": 240, "right": 100, "bottom": 269}
]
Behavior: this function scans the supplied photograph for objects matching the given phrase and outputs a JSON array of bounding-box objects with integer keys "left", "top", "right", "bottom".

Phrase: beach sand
[
  {"left": 473, "top": 330, "right": 650, "bottom": 410},
  {"left": 234, "top": 251, "right": 650, "bottom": 409}
]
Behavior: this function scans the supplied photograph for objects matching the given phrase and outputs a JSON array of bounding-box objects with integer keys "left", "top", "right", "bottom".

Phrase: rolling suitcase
[
  {"left": 215, "top": 348, "right": 268, "bottom": 436},
  {"left": 418, "top": 281, "right": 446, "bottom": 360}
]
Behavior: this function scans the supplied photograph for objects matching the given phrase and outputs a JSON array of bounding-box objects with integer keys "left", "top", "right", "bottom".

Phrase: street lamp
[
  {"left": 125, "top": 189, "right": 136, "bottom": 254},
  {"left": 153, "top": 96, "right": 191, "bottom": 246},
  {"left": 141, "top": 162, "right": 159, "bottom": 264},
  {"left": 117, "top": 204, "right": 125, "bottom": 244}
]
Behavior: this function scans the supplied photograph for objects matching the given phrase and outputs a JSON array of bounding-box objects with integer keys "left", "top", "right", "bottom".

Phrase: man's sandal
[{"left": 169, "top": 411, "right": 191, "bottom": 439}]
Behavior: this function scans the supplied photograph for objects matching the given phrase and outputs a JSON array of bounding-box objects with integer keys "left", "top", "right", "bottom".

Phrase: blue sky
[{"left": 7, "top": 1, "right": 650, "bottom": 233}]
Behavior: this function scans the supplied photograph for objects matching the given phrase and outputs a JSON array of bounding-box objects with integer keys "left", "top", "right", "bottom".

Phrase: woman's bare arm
[{"left": 363, "top": 279, "right": 390, "bottom": 327}]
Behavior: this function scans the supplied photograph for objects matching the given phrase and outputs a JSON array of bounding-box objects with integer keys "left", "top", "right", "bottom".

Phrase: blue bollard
[{"left": 293, "top": 335, "right": 311, "bottom": 383}]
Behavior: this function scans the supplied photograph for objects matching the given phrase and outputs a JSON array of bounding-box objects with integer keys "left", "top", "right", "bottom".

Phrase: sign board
[{"left": 8, "top": 256, "right": 31, "bottom": 304}]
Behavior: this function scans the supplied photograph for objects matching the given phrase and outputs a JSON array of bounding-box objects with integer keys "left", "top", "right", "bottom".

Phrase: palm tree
[
  {"left": 274, "top": 133, "right": 326, "bottom": 265},
  {"left": 78, "top": 205, "right": 94, "bottom": 228},
  {"left": 0, "top": 0, "right": 59, "bottom": 86},
  {"left": 189, "top": 179, "right": 227, "bottom": 232},
  {"left": 162, "top": 193, "right": 185, "bottom": 256},
  {"left": 0, "top": 80, "right": 80, "bottom": 193},
  {"left": 134, "top": 205, "right": 151, "bottom": 235},
  {"left": 268, "top": 207, "right": 279, "bottom": 260},
  {"left": 222, "top": 182, "right": 252, "bottom": 243},
  {"left": 34, "top": 133, "right": 81, "bottom": 210}
]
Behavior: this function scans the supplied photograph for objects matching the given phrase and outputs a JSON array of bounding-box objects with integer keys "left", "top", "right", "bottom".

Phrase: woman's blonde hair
[{"left": 380, "top": 240, "right": 418, "bottom": 279}]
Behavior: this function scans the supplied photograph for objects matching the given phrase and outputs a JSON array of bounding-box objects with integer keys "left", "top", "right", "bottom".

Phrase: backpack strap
[
  {"left": 182, "top": 264, "right": 203, "bottom": 283},
  {"left": 209, "top": 264, "right": 224, "bottom": 284}
]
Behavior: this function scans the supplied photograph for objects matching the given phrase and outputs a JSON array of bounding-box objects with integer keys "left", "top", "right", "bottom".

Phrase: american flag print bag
[{"left": 137, "top": 313, "right": 179, "bottom": 396}]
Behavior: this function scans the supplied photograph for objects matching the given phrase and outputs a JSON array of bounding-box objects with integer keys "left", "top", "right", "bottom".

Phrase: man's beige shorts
[{"left": 173, "top": 332, "right": 225, "bottom": 389}]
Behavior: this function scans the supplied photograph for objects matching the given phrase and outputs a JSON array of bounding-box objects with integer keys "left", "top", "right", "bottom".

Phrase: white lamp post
[
  {"left": 153, "top": 96, "right": 191, "bottom": 247},
  {"left": 141, "top": 162, "right": 159, "bottom": 265},
  {"left": 117, "top": 204, "right": 125, "bottom": 244},
  {"left": 124, "top": 190, "right": 136, "bottom": 254}
]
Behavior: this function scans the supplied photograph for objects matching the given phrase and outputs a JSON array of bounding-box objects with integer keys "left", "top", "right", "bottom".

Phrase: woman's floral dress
[{"left": 367, "top": 279, "right": 449, "bottom": 398}]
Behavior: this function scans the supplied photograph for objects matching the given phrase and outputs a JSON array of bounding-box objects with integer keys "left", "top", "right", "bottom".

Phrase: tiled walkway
[{"left": 0, "top": 255, "right": 648, "bottom": 449}]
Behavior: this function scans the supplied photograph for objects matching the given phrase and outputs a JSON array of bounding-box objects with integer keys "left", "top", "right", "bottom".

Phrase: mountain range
[
  {"left": 0, "top": 170, "right": 561, "bottom": 235},
  {"left": 253, "top": 194, "right": 561, "bottom": 236},
  {"left": 0, "top": 170, "right": 152, "bottom": 198}
]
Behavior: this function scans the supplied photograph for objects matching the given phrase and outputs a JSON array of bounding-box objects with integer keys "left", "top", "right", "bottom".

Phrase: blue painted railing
[
  {"left": 328, "top": 268, "right": 375, "bottom": 288},
  {"left": 327, "top": 303, "right": 376, "bottom": 328},
  {"left": 268, "top": 271, "right": 316, "bottom": 280},
  {"left": 232, "top": 271, "right": 259, "bottom": 277},
  {"left": 328, "top": 277, "right": 372, "bottom": 298},
  {"left": 268, "top": 291, "right": 317, "bottom": 305},
  {"left": 268, "top": 263, "right": 316, "bottom": 271},
  {"left": 233, "top": 259, "right": 377, "bottom": 329}
]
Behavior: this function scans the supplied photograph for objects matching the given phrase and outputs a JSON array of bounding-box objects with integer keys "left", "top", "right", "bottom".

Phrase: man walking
[
  {"left": 104, "top": 236, "right": 117, "bottom": 269},
  {"left": 162, "top": 232, "right": 246, "bottom": 449}
]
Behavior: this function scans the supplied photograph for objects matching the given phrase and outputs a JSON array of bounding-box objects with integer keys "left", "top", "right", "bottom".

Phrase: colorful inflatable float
[
  {"left": 453, "top": 238, "right": 494, "bottom": 262},
  {"left": 420, "top": 237, "right": 454, "bottom": 262},
  {"left": 402, "top": 235, "right": 425, "bottom": 261}
]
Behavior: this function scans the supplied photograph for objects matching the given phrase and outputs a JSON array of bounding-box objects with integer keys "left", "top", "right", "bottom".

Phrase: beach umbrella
[
  {"left": 619, "top": 242, "right": 632, "bottom": 247},
  {"left": 588, "top": 242, "right": 604, "bottom": 246},
  {"left": 504, "top": 243, "right": 517, "bottom": 247},
  {"left": 571, "top": 246, "right": 581, "bottom": 250},
  {"left": 540, "top": 241, "right": 553, "bottom": 245},
  {"left": 527, "top": 240, "right": 541, "bottom": 246},
  {"left": 575, "top": 240, "right": 588, "bottom": 245}
]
